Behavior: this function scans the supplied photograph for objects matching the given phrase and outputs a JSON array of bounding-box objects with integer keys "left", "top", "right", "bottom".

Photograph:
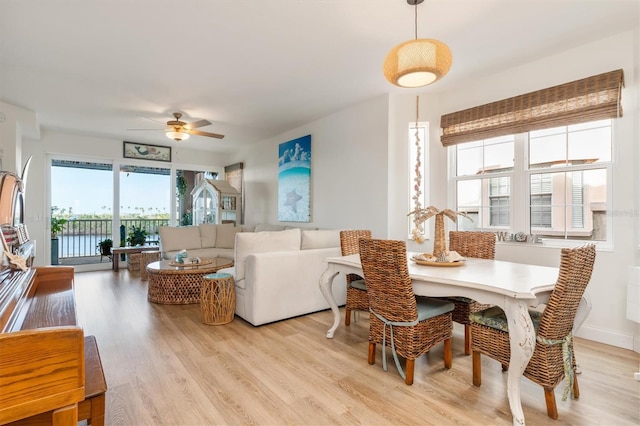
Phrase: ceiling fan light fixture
[
  {"left": 383, "top": 0, "right": 452, "bottom": 88},
  {"left": 167, "top": 130, "right": 190, "bottom": 141}
]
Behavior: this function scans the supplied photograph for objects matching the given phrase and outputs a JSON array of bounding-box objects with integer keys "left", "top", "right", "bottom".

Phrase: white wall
[
  {"left": 389, "top": 29, "right": 639, "bottom": 350},
  {"left": 230, "top": 95, "right": 390, "bottom": 237}
]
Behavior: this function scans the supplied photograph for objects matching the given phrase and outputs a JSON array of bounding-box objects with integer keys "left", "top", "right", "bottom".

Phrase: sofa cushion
[
  {"left": 216, "top": 223, "right": 241, "bottom": 249},
  {"left": 199, "top": 223, "right": 217, "bottom": 248},
  {"left": 301, "top": 229, "right": 340, "bottom": 250},
  {"left": 234, "top": 228, "right": 301, "bottom": 281},
  {"left": 159, "top": 226, "right": 202, "bottom": 252}
]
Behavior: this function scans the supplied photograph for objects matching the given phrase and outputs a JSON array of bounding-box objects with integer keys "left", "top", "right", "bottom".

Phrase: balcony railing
[{"left": 57, "top": 218, "right": 169, "bottom": 259}]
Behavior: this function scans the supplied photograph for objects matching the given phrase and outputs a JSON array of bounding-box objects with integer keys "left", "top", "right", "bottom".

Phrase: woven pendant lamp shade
[{"left": 383, "top": 38, "right": 452, "bottom": 88}]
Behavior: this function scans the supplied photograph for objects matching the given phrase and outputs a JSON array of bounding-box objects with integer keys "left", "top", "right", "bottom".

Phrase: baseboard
[{"left": 575, "top": 324, "right": 637, "bottom": 351}]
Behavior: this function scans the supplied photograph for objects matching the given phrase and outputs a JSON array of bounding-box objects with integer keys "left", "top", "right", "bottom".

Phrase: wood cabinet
[{"left": 190, "top": 179, "right": 241, "bottom": 226}]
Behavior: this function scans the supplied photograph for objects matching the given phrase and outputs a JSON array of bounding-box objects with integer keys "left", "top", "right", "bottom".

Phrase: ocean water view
[{"left": 57, "top": 234, "right": 111, "bottom": 257}]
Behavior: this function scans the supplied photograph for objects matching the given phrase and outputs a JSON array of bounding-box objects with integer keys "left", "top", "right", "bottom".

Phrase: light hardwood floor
[{"left": 74, "top": 270, "right": 640, "bottom": 425}]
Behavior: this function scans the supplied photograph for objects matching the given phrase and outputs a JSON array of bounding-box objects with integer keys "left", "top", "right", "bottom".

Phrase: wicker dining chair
[
  {"left": 469, "top": 244, "right": 596, "bottom": 420},
  {"left": 340, "top": 230, "right": 372, "bottom": 326},
  {"left": 439, "top": 231, "right": 496, "bottom": 355},
  {"left": 359, "top": 238, "right": 454, "bottom": 385}
]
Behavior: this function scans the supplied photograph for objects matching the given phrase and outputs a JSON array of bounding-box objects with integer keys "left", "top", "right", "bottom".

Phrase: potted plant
[
  {"left": 51, "top": 207, "right": 67, "bottom": 265},
  {"left": 126, "top": 225, "right": 148, "bottom": 246},
  {"left": 97, "top": 238, "right": 113, "bottom": 257},
  {"left": 51, "top": 215, "right": 67, "bottom": 239}
]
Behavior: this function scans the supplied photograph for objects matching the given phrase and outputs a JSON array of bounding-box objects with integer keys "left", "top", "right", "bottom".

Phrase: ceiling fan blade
[
  {"left": 185, "top": 119, "right": 212, "bottom": 129},
  {"left": 137, "top": 115, "right": 166, "bottom": 126},
  {"left": 187, "top": 129, "right": 225, "bottom": 139},
  {"left": 126, "top": 128, "right": 165, "bottom": 131}
]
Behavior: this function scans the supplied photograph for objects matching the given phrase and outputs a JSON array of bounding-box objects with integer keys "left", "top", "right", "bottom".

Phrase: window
[
  {"left": 530, "top": 174, "right": 552, "bottom": 227},
  {"left": 489, "top": 177, "right": 510, "bottom": 226},
  {"left": 528, "top": 120, "right": 610, "bottom": 241},
  {"left": 454, "top": 135, "right": 514, "bottom": 231},
  {"left": 452, "top": 119, "right": 612, "bottom": 244}
]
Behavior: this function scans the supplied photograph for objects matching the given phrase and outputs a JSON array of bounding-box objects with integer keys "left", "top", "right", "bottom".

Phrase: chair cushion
[
  {"left": 469, "top": 306, "right": 542, "bottom": 332},
  {"left": 416, "top": 297, "right": 454, "bottom": 321},
  {"left": 446, "top": 296, "right": 474, "bottom": 303},
  {"left": 348, "top": 279, "right": 367, "bottom": 291}
]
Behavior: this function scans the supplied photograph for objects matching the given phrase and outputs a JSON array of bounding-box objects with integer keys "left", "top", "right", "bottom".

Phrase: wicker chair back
[
  {"left": 448, "top": 231, "right": 496, "bottom": 259},
  {"left": 358, "top": 239, "right": 417, "bottom": 323}
]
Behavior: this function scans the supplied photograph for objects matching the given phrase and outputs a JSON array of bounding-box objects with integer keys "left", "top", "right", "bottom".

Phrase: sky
[{"left": 51, "top": 166, "right": 171, "bottom": 217}]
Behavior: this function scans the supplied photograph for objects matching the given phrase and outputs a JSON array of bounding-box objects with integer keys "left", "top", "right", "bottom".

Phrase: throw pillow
[
  {"left": 234, "top": 228, "right": 301, "bottom": 281},
  {"left": 159, "top": 226, "right": 202, "bottom": 252},
  {"left": 216, "top": 223, "right": 240, "bottom": 248},
  {"left": 199, "top": 223, "right": 217, "bottom": 247},
  {"left": 301, "top": 230, "right": 340, "bottom": 249}
]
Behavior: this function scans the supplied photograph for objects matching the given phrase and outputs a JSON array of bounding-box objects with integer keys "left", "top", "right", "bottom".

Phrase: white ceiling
[{"left": 1, "top": 0, "right": 638, "bottom": 153}]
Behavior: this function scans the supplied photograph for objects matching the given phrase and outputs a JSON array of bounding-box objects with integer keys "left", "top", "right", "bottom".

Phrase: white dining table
[{"left": 318, "top": 252, "right": 565, "bottom": 426}]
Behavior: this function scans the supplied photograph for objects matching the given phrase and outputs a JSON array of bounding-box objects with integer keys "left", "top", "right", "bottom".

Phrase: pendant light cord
[{"left": 414, "top": 1, "right": 418, "bottom": 40}]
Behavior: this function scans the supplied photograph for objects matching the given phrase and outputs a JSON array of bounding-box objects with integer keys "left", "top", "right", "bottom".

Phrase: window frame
[{"left": 449, "top": 121, "right": 614, "bottom": 249}]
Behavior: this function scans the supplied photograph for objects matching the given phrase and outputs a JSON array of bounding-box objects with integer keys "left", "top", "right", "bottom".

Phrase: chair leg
[
  {"left": 405, "top": 359, "right": 415, "bottom": 385},
  {"left": 443, "top": 338, "right": 452, "bottom": 369},
  {"left": 345, "top": 307, "right": 351, "bottom": 326},
  {"left": 368, "top": 342, "right": 376, "bottom": 365},
  {"left": 472, "top": 351, "right": 481, "bottom": 386},
  {"left": 544, "top": 387, "right": 559, "bottom": 419},
  {"left": 573, "top": 373, "right": 580, "bottom": 398},
  {"left": 464, "top": 325, "right": 472, "bottom": 355}
]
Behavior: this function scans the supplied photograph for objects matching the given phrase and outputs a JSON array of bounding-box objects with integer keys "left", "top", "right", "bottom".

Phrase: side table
[{"left": 201, "top": 273, "right": 235, "bottom": 325}]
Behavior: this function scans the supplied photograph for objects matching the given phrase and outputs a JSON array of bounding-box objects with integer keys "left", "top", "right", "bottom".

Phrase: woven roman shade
[{"left": 440, "top": 69, "right": 624, "bottom": 147}]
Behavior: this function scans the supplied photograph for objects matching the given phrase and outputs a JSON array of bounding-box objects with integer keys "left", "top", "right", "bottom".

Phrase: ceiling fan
[{"left": 129, "top": 112, "right": 225, "bottom": 141}]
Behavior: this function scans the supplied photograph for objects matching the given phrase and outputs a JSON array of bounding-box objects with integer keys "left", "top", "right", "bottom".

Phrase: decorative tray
[
  {"left": 168, "top": 259, "right": 213, "bottom": 267},
  {"left": 410, "top": 254, "right": 465, "bottom": 267}
]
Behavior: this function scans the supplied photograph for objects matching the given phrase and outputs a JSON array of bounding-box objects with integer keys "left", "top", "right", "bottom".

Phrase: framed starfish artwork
[{"left": 278, "top": 135, "right": 311, "bottom": 222}]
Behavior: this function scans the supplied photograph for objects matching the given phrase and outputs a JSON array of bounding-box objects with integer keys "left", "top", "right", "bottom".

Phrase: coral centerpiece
[{"left": 408, "top": 206, "right": 470, "bottom": 257}]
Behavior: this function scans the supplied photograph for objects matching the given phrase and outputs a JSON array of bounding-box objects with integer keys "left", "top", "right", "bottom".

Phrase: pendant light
[{"left": 383, "top": 0, "right": 452, "bottom": 88}]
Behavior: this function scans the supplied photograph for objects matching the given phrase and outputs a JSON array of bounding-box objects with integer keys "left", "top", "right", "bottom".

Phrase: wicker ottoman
[
  {"left": 127, "top": 253, "right": 141, "bottom": 271},
  {"left": 200, "top": 273, "right": 236, "bottom": 325}
]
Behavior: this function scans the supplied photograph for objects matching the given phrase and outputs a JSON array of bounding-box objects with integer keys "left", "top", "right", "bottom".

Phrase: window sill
[{"left": 496, "top": 239, "right": 612, "bottom": 252}]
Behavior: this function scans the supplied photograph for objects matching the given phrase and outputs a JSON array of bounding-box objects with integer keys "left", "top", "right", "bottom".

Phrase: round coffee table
[{"left": 147, "top": 258, "right": 233, "bottom": 304}]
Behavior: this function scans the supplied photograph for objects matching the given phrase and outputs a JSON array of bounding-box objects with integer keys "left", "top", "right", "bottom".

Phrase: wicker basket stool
[
  {"left": 140, "top": 250, "right": 161, "bottom": 281},
  {"left": 201, "top": 273, "right": 235, "bottom": 325},
  {"left": 127, "top": 253, "right": 141, "bottom": 272}
]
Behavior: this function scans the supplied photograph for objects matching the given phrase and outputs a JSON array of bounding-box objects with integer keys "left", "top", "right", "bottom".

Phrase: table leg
[
  {"left": 318, "top": 265, "right": 340, "bottom": 339},
  {"left": 503, "top": 299, "right": 536, "bottom": 426},
  {"left": 112, "top": 253, "right": 120, "bottom": 271}
]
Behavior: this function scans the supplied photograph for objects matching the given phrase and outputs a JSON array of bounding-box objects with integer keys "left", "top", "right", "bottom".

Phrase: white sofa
[
  {"left": 218, "top": 228, "right": 347, "bottom": 326},
  {"left": 158, "top": 223, "right": 241, "bottom": 261}
]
